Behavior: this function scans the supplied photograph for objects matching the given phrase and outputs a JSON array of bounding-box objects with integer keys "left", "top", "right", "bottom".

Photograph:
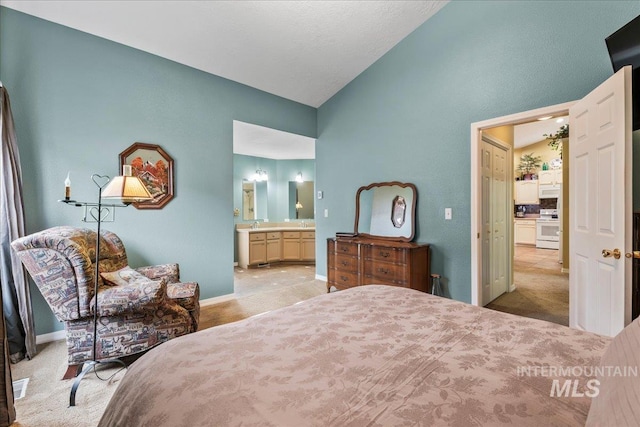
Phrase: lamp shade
[{"left": 102, "top": 169, "right": 152, "bottom": 204}]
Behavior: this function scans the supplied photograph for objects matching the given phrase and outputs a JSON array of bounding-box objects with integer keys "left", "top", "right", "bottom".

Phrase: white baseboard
[
  {"left": 509, "top": 283, "right": 517, "bottom": 292},
  {"left": 36, "top": 330, "right": 65, "bottom": 345},
  {"left": 315, "top": 274, "right": 327, "bottom": 282},
  {"left": 199, "top": 293, "right": 236, "bottom": 307}
]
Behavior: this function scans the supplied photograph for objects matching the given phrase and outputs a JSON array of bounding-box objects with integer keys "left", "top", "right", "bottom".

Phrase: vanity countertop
[{"left": 236, "top": 226, "right": 315, "bottom": 233}]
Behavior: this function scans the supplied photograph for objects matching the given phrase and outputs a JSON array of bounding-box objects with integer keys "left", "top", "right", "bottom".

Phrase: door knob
[
  {"left": 602, "top": 248, "right": 621, "bottom": 259},
  {"left": 625, "top": 251, "right": 640, "bottom": 259}
]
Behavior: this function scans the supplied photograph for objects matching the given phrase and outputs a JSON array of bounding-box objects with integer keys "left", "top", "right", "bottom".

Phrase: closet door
[
  {"left": 481, "top": 140, "right": 508, "bottom": 303},
  {"left": 490, "top": 144, "right": 507, "bottom": 301}
]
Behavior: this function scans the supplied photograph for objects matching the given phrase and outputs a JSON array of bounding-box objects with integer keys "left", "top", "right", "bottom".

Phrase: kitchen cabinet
[
  {"left": 539, "top": 169, "right": 562, "bottom": 198},
  {"left": 515, "top": 180, "right": 539, "bottom": 204},
  {"left": 539, "top": 169, "right": 562, "bottom": 185},
  {"left": 514, "top": 219, "right": 537, "bottom": 245}
]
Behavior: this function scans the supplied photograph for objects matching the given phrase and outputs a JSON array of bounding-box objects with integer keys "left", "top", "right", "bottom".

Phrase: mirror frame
[{"left": 354, "top": 181, "right": 417, "bottom": 242}]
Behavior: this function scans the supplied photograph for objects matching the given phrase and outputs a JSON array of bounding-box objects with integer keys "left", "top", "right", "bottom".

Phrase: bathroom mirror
[
  {"left": 289, "top": 181, "right": 315, "bottom": 220},
  {"left": 242, "top": 180, "right": 268, "bottom": 221},
  {"left": 354, "top": 182, "right": 417, "bottom": 242}
]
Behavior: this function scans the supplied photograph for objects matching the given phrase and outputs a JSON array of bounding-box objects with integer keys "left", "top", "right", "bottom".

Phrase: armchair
[{"left": 11, "top": 226, "right": 199, "bottom": 379}]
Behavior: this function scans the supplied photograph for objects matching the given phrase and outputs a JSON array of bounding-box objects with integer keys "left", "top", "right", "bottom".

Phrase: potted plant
[
  {"left": 517, "top": 153, "right": 542, "bottom": 180},
  {"left": 544, "top": 124, "right": 568, "bottom": 159}
]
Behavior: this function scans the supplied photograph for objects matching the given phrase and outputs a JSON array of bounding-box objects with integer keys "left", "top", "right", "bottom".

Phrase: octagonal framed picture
[{"left": 119, "top": 142, "right": 174, "bottom": 209}]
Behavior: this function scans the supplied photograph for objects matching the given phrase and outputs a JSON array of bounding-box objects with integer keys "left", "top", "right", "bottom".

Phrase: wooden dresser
[{"left": 327, "top": 237, "right": 430, "bottom": 293}]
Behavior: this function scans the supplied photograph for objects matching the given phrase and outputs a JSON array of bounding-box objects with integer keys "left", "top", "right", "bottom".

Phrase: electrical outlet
[
  {"left": 317, "top": 191, "right": 323, "bottom": 199},
  {"left": 445, "top": 208, "right": 452, "bottom": 220}
]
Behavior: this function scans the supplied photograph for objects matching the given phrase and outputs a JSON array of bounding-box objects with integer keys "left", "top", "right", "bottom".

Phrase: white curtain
[{"left": 0, "top": 85, "right": 36, "bottom": 363}]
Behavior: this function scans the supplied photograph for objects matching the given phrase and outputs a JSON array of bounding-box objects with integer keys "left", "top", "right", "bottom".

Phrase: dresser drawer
[
  {"left": 301, "top": 231, "right": 315, "bottom": 239},
  {"left": 333, "top": 254, "right": 359, "bottom": 273},
  {"left": 249, "top": 232, "right": 266, "bottom": 242},
  {"left": 283, "top": 231, "right": 301, "bottom": 239},
  {"left": 364, "top": 262, "right": 407, "bottom": 285},
  {"left": 334, "top": 241, "right": 359, "bottom": 256},
  {"left": 266, "top": 232, "right": 281, "bottom": 240},
  {"left": 331, "top": 271, "right": 359, "bottom": 288},
  {"left": 366, "top": 246, "right": 406, "bottom": 264}
]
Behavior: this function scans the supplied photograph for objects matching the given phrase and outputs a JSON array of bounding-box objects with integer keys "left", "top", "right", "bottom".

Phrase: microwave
[{"left": 539, "top": 184, "right": 560, "bottom": 199}]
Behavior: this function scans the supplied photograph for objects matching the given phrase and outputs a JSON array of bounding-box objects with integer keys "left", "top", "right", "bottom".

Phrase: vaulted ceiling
[{"left": 1, "top": 1, "right": 448, "bottom": 108}]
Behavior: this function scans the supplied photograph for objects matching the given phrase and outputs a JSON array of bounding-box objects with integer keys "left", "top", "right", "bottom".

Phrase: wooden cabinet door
[
  {"left": 249, "top": 241, "right": 266, "bottom": 264},
  {"left": 515, "top": 181, "right": 539, "bottom": 204},
  {"left": 514, "top": 220, "right": 536, "bottom": 245},
  {"left": 301, "top": 231, "right": 315, "bottom": 261},
  {"left": 282, "top": 231, "right": 301, "bottom": 260},
  {"left": 266, "top": 232, "right": 281, "bottom": 262},
  {"left": 538, "top": 171, "right": 554, "bottom": 185}
]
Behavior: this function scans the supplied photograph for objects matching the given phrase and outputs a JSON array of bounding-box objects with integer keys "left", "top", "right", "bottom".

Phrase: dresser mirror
[{"left": 354, "top": 182, "right": 417, "bottom": 242}]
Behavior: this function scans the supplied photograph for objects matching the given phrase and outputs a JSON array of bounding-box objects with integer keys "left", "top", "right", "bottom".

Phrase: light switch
[
  {"left": 324, "top": 209, "right": 329, "bottom": 218},
  {"left": 445, "top": 208, "right": 452, "bottom": 220}
]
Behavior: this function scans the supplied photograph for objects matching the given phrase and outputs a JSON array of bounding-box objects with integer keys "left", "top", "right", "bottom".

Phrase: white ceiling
[
  {"left": 233, "top": 121, "right": 315, "bottom": 159},
  {"left": 514, "top": 117, "right": 568, "bottom": 149},
  {"left": 1, "top": 0, "right": 448, "bottom": 108}
]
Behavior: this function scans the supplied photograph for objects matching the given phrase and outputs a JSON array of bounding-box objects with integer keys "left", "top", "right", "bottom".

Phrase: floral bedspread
[{"left": 99, "top": 285, "right": 610, "bottom": 427}]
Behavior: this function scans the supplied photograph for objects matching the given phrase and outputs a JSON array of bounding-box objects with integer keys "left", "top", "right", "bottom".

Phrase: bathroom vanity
[{"left": 237, "top": 225, "right": 315, "bottom": 268}]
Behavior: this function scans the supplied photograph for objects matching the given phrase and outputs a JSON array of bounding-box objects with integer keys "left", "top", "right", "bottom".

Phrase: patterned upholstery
[{"left": 11, "top": 226, "right": 199, "bottom": 367}]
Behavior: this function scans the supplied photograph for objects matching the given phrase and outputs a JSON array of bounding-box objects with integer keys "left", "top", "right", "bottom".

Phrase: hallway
[{"left": 486, "top": 246, "right": 569, "bottom": 325}]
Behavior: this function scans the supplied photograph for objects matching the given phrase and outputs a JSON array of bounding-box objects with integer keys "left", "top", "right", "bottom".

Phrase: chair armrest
[
  {"left": 94, "top": 279, "right": 167, "bottom": 317},
  {"left": 135, "top": 264, "right": 179, "bottom": 283},
  {"left": 166, "top": 281, "right": 199, "bottom": 311}
]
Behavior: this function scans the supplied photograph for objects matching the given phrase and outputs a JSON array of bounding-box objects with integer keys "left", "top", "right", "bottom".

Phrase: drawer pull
[
  {"left": 341, "top": 247, "right": 349, "bottom": 252},
  {"left": 339, "top": 275, "right": 349, "bottom": 282},
  {"left": 378, "top": 268, "right": 390, "bottom": 275},
  {"left": 379, "top": 251, "right": 390, "bottom": 258},
  {"left": 341, "top": 260, "right": 349, "bottom": 266}
]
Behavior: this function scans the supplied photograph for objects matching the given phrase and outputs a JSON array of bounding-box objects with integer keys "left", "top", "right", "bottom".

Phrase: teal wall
[
  {"left": 316, "top": 1, "right": 640, "bottom": 302},
  {"left": 0, "top": 7, "right": 316, "bottom": 334},
  {"left": 2, "top": 2, "right": 640, "bottom": 334}
]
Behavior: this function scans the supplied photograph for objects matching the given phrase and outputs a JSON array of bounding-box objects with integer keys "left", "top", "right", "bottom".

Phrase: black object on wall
[{"left": 605, "top": 13, "right": 640, "bottom": 131}]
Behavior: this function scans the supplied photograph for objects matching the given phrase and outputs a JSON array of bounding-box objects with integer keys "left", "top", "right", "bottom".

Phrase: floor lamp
[{"left": 61, "top": 165, "right": 151, "bottom": 407}]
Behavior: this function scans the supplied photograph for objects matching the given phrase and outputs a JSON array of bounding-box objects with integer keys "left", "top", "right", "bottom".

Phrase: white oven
[{"left": 536, "top": 209, "right": 559, "bottom": 249}]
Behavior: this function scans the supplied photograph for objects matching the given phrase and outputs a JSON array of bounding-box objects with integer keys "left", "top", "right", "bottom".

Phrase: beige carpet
[
  {"left": 10, "top": 266, "right": 326, "bottom": 427},
  {"left": 11, "top": 340, "right": 126, "bottom": 427},
  {"left": 486, "top": 268, "right": 569, "bottom": 326}
]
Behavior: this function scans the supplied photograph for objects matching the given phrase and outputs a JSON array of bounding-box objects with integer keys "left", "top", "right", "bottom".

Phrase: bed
[{"left": 99, "top": 285, "right": 639, "bottom": 426}]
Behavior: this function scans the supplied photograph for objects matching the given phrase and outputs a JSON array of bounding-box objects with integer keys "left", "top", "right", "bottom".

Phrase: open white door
[{"left": 569, "top": 65, "right": 633, "bottom": 337}]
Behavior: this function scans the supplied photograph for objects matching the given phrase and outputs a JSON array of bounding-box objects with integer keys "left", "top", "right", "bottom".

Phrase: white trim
[
  {"left": 509, "top": 283, "right": 517, "bottom": 292},
  {"left": 470, "top": 101, "right": 575, "bottom": 306},
  {"left": 315, "top": 274, "right": 327, "bottom": 282},
  {"left": 199, "top": 293, "right": 236, "bottom": 307},
  {"left": 36, "top": 330, "right": 65, "bottom": 345}
]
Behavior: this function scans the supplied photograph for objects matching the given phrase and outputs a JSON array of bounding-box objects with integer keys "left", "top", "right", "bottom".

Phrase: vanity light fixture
[
  {"left": 295, "top": 172, "right": 303, "bottom": 183},
  {"left": 556, "top": 118, "right": 565, "bottom": 123},
  {"left": 252, "top": 169, "right": 268, "bottom": 182}
]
